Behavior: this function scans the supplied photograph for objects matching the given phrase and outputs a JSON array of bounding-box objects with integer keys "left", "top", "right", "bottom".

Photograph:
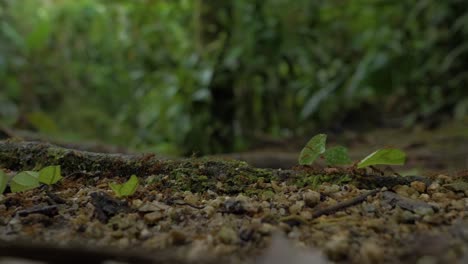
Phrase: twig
[
  {"left": 45, "top": 190, "right": 67, "bottom": 204},
  {"left": 312, "top": 189, "right": 379, "bottom": 218},
  {"left": 16, "top": 205, "right": 59, "bottom": 217}
]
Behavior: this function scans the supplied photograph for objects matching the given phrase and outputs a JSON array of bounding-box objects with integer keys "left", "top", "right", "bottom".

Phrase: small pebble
[
  {"left": 419, "top": 193, "right": 430, "bottom": 202},
  {"left": 279, "top": 208, "right": 286, "bottom": 216},
  {"left": 427, "top": 183, "right": 440, "bottom": 194},
  {"left": 322, "top": 184, "right": 340, "bottom": 194},
  {"left": 436, "top": 174, "right": 450, "bottom": 183},
  {"left": 431, "top": 192, "right": 446, "bottom": 202},
  {"left": 144, "top": 211, "right": 165, "bottom": 224},
  {"left": 218, "top": 226, "right": 238, "bottom": 244},
  {"left": 299, "top": 210, "right": 313, "bottom": 220},
  {"left": 361, "top": 202, "right": 376, "bottom": 214},
  {"left": 289, "top": 201, "right": 304, "bottom": 215},
  {"left": 203, "top": 205, "right": 216, "bottom": 217},
  {"left": 398, "top": 210, "right": 418, "bottom": 224},
  {"left": 414, "top": 207, "right": 434, "bottom": 216},
  {"left": 261, "top": 191, "right": 275, "bottom": 201},
  {"left": 303, "top": 190, "right": 321, "bottom": 208},
  {"left": 258, "top": 223, "right": 275, "bottom": 235},
  {"left": 411, "top": 181, "right": 426, "bottom": 193},
  {"left": 184, "top": 192, "right": 199, "bottom": 205},
  {"left": 223, "top": 199, "right": 247, "bottom": 214},
  {"left": 132, "top": 199, "right": 143, "bottom": 208},
  {"left": 393, "top": 185, "right": 410, "bottom": 197},
  {"left": 444, "top": 182, "right": 468, "bottom": 192},
  {"left": 449, "top": 200, "right": 465, "bottom": 210},
  {"left": 139, "top": 228, "right": 151, "bottom": 239}
]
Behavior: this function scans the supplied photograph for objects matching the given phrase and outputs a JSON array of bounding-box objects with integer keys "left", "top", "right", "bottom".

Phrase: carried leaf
[
  {"left": 323, "top": 146, "right": 351, "bottom": 166},
  {"left": 10, "top": 171, "right": 40, "bottom": 193},
  {"left": 357, "top": 148, "right": 406, "bottom": 169},
  {"left": 38, "top": 165, "right": 63, "bottom": 185},
  {"left": 109, "top": 175, "right": 139, "bottom": 198},
  {"left": 299, "top": 134, "right": 327, "bottom": 165},
  {"left": 0, "top": 170, "right": 8, "bottom": 194}
]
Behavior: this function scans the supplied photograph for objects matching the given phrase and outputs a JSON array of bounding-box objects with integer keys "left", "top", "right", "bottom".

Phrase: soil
[{"left": 0, "top": 121, "right": 467, "bottom": 264}]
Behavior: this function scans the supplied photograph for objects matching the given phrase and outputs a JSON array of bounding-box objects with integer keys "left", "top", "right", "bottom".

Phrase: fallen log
[
  {"left": 0, "top": 140, "right": 164, "bottom": 176},
  {"left": 0, "top": 140, "right": 432, "bottom": 191}
]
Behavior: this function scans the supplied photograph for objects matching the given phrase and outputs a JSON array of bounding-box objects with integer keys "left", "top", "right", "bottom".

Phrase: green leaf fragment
[
  {"left": 38, "top": 165, "right": 63, "bottom": 185},
  {"left": 299, "top": 134, "right": 327, "bottom": 165},
  {"left": 10, "top": 171, "right": 40, "bottom": 193},
  {"left": 323, "top": 146, "right": 351, "bottom": 166},
  {"left": 109, "top": 175, "right": 139, "bottom": 198},
  {"left": 357, "top": 148, "right": 406, "bottom": 169},
  {"left": 0, "top": 170, "right": 8, "bottom": 194}
]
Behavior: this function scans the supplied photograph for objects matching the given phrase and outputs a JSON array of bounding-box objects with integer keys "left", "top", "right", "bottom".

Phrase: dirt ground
[{"left": 0, "top": 120, "right": 467, "bottom": 263}]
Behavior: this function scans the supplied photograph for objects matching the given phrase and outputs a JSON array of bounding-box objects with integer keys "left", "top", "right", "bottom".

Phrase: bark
[{"left": 0, "top": 140, "right": 165, "bottom": 176}]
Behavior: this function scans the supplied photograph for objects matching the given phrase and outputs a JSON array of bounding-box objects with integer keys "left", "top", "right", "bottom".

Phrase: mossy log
[
  {"left": 0, "top": 140, "right": 168, "bottom": 176},
  {"left": 0, "top": 140, "right": 430, "bottom": 191}
]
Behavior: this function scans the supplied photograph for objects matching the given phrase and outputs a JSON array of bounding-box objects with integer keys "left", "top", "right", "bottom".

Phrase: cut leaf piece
[
  {"left": 299, "top": 134, "right": 327, "bottom": 165},
  {"left": 0, "top": 170, "right": 8, "bottom": 194},
  {"left": 10, "top": 171, "right": 40, "bottom": 193},
  {"left": 38, "top": 165, "right": 62, "bottom": 185},
  {"left": 109, "top": 175, "right": 139, "bottom": 198},
  {"left": 324, "top": 146, "right": 351, "bottom": 166},
  {"left": 357, "top": 148, "right": 406, "bottom": 169}
]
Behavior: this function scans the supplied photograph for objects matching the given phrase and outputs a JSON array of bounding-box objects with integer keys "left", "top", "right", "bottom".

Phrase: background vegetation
[{"left": 0, "top": 0, "right": 467, "bottom": 155}]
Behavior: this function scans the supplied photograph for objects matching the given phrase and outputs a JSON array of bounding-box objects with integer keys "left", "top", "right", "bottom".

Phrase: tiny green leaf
[
  {"left": 109, "top": 175, "right": 139, "bottom": 198},
  {"left": 357, "top": 148, "right": 406, "bottom": 169},
  {"left": 299, "top": 134, "right": 327, "bottom": 165},
  {"left": 0, "top": 170, "right": 8, "bottom": 194},
  {"left": 10, "top": 171, "right": 40, "bottom": 193},
  {"left": 38, "top": 165, "right": 62, "bottom": 185},
  {"left": 323, "top": 146, "right": 351, "bottom": 166}
]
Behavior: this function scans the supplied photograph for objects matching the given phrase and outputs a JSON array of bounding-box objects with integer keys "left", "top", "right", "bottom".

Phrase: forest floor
[
  {"left": 0, "top": 120, "right": 467, "bottom": 264},
  {"left": 225, "top": 119, "right": 468, "bottom": 172}
]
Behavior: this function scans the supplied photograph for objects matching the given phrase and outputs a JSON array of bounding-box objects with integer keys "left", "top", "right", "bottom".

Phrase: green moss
[
  {"left": 47, "top": 148, "right": 66, "bottom": 162},
  {"left": 148, "top": 157, "right": 355, "bottom": 195},
  {"left": 260, "top": 190, "right": 275, "bottom": 201},
  {"left": 293, "top": 173, "right": 352, "bottom": 189}
]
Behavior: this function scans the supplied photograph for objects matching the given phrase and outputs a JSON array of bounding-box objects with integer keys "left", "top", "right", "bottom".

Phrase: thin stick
[{"left": 312, "top": 189, "right": 379, "bottom": 218}]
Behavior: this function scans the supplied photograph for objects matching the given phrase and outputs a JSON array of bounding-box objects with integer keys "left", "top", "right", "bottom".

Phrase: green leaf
[
  {"left": 109, "top": 175, "right": 139, "bottom": 198},
  {"left": 357, "top": 148, "right": 406, "bottom": 169},
  {"left": 299, "top": 134, "right": 327, "bottom": 165},
  {"left": 0, "top": 170, "right": 8, "bottom": 194},
  {"left": 38, "top": 165, "right": 62, "bottom": 185},
  {"left": 323, "top": 146, "right": 351, "bottom": 166},
  {"left": 10, "top": 171, "right": 40, "bottom": 193}
]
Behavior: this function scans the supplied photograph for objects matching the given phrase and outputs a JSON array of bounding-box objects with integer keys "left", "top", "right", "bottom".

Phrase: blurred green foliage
[{"left": 0, "top": 0, "right": 467, "bottom": 155}]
